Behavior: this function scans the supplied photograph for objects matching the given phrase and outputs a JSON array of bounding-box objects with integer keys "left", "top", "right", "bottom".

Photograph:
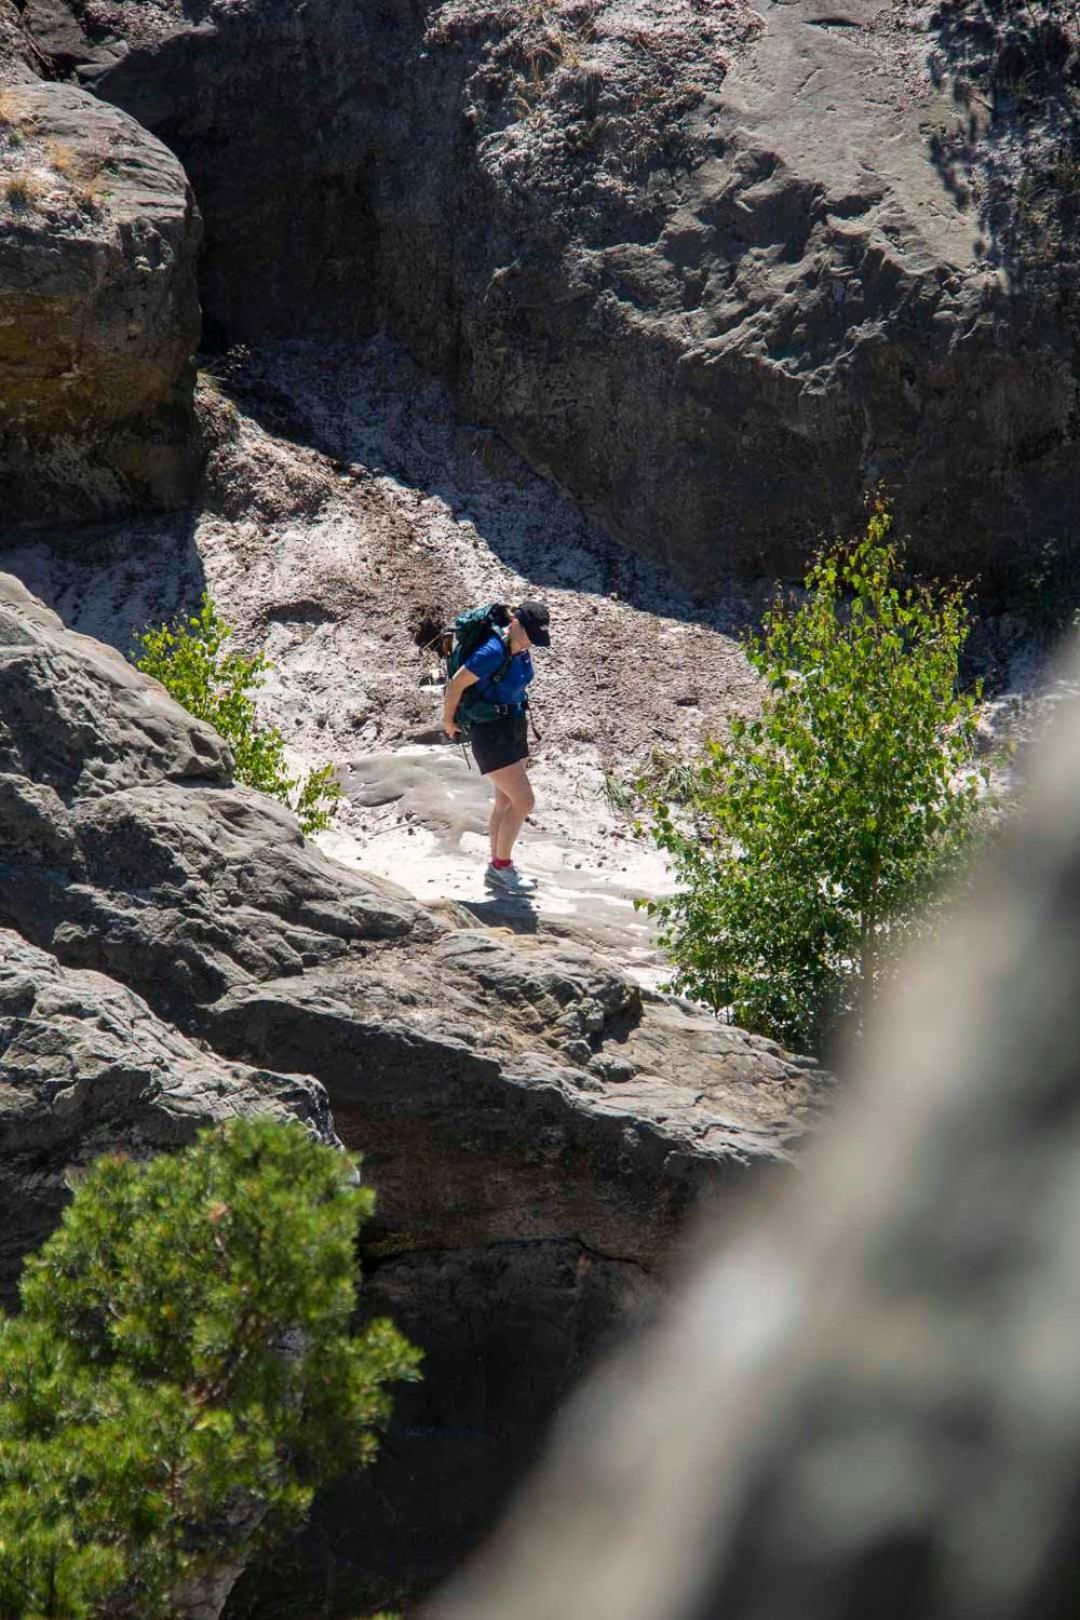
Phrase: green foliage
[
  {"left": 0, "top": 1119, "right": 420, "bottom": 1618},
  {"left": 134, "top": 594, "right": 343, "bottom": 837},
  {"left": 639, "top": 502, "right": 984, "bottom": 1050}
]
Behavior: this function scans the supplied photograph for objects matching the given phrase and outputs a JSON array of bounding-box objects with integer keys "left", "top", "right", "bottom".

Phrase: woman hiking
[{"left": 442, "top": 600, "right": 551, "bottom": 894}]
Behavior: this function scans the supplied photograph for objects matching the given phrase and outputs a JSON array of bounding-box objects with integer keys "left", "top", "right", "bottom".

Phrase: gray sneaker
[{"left": 485, "top": 863, "right": 538, "bottom": 894}]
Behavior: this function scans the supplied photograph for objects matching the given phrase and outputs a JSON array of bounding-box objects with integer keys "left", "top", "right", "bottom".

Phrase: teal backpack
[{"left": 447, "top": 603, "right": 514, "bottom": 731}]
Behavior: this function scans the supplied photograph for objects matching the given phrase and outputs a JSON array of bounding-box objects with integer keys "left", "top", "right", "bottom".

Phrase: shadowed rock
[
  {"left": 428, "top": 637, "right": 1080, "bottom": 1620},
  {"left": 21, "top": 0, "right": 1076, "bottom": 589}
]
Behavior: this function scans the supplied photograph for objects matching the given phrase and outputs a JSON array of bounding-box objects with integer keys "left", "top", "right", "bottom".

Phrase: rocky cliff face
[
  {"left": 0, "top": 569, "right": 825, "bottom": 1613},
  {"left": 13, "top": 0, "right": 1074, "bottom": 590},
  {"left": 0, "top": 80, "right": 201, "bottom": 521}
]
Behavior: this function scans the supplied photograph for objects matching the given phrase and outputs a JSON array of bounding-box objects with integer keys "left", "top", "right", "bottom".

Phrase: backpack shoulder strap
[{"left": 471, "top": 628, "right": 513, "bottom": 696}]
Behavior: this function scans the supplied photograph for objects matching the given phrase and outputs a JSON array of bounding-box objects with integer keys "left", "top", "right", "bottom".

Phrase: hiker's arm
[{"left": 443, "top": 667, "right": 479, "bottom": 737}]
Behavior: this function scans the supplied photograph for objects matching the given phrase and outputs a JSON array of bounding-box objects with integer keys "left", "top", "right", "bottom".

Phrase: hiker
[{"left": 442, "top": 600, "right": 551, "bottom": 893}]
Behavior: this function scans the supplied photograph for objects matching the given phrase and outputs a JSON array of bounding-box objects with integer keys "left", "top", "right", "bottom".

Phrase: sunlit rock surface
[{"left": 0, "top": 81, "right": 201, "bottom": 522}]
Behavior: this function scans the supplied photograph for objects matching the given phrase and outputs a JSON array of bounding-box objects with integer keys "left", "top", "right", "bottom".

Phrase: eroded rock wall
[{"left": 28, "top": 0, "right": 1075, "bottom": 590}]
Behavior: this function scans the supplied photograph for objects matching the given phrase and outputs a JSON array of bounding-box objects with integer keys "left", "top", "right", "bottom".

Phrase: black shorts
[{"left": 469, "top": 711, "right": 529, "bottom": 776}]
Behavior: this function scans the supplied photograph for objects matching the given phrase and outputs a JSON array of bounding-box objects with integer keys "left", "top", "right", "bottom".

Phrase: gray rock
[
  {"left": 205, "top": 930, "right": 816, "bottom": 1269},
  {"left": 0, "top": 569, "right": 825, "bottom": 1604},
  {"left": 0, "top": 575, "right": 420, "bottom": 1008},
  {"left": 0, "top": 926, "right": 338, "bottom": 1308},
  {"left": 427, "top": 631, "right": 1080, "bottom": 1620},
  {"left": 48, "top": 0, "right": 1078, "bottom": 590},
  {"left": 20, "top": 0, "right": 124, "bottom": 76},
  {"left": 0, "top": 81, "right": 201, "bottom": 523}
]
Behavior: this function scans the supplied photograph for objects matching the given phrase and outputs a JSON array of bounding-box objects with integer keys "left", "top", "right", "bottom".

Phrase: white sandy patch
[{"left": 313, "top": 742, "right": 673, "bottom": 984}]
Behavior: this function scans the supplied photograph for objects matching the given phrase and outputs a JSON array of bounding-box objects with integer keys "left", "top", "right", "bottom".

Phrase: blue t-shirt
[{"left": 465, "top": 633, "right": 534, "bottom": 707}]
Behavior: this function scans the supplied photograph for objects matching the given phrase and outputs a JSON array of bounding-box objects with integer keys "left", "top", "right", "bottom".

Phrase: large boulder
[
  {"left": 28, "top": 0, "right": 1076, "bottom": 589},
  {"left": 0, "top": 927, "right": 337, "bottom": 1307},
  {"left": 427, "top": 635, "right": 1080, "bottom": 1620},
  {"left": 0, "top": 81, "right": 201, "bottom": 523},
  {"left": 0, "top": 570, "right": 825, "bottom": 1610}
]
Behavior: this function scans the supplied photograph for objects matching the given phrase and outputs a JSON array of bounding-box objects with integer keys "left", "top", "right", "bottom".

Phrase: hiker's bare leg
[
  {"left": 489, "top": 788, "right": 512, "bottom": 862},
  {"left": 487, "top": 761, "right": 534, "bottom": 862}
]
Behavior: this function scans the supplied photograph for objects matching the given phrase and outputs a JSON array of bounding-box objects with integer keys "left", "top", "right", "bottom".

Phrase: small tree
[
  {"left": 134, "top": 595, "right": 343, "bottom": 837},
  {"left": 640, "top": 502, "right": 983, "bottom": 1050},
  {"left": 0, "top": 1118, "right": 420, "bottom": 1619}
]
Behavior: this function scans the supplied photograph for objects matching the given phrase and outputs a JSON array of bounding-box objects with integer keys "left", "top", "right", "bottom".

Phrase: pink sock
[{"left": 492, "top": 857, "right": 512, "bottom": 870}]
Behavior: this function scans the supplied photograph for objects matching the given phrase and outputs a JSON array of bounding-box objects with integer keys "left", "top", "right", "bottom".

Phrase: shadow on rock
[
  {"left": 0, "top": 510, "right": 208, "bottom": 660},
  {"left": 460, "top": 895, "right": 540, "bottom": 934},
  {"left": 925, "top": 0, "right": 1080, "bottom": 284}
]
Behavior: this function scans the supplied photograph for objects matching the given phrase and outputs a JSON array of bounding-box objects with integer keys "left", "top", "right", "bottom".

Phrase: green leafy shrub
[
  {"left": 0, "top": 1118, "right": 420, "bottom": 1619},
  {"left": 639, "top": 502, "right": 984, "bottom": 1050},
  {"left": 134, "top": 594, "right": 343, "bottom": 836}
]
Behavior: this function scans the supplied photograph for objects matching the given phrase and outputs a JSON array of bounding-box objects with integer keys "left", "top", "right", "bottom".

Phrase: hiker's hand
[{"left": 443, "top": 717, "right": 461, "bottom": 739}]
